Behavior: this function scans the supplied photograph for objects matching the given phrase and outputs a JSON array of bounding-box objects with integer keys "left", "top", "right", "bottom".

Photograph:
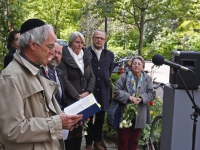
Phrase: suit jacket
[
  {"left": 0, "top": 52, "right": 64, "bottom": 150},
  {"left": 4, "top": 46, "right": 17, "bottom": 68},
  {"left": 48, "top": 67, "right": 66, "bottom": 110},
  {"left": 88, "top": 46, "right": 115, "bottom": 111}
]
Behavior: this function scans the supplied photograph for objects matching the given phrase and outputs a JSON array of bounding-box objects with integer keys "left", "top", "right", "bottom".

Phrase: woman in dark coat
[{"left": 59, "top": 31, "right": 95, "bottom": 150}]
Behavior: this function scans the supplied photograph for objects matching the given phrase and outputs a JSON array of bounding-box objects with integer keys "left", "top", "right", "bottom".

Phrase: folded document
[{"left": 64, "top": 93, "right": 101, "bottom": 121}]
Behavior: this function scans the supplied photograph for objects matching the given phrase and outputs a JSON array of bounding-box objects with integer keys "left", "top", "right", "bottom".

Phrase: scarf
[
  {"left": 128, "top": 71, "right": 143, "bottom": 97},
  {"left": 68, "top": 46, "right": 84, "bottom": 74},
  {"left": 91, "top": 44, "right": 103, "bottom": 61}
]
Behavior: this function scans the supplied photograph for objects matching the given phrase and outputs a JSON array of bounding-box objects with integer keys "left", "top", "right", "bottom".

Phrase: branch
[{"left": 144, "top": 3, "right": 170, "bottom": 24}]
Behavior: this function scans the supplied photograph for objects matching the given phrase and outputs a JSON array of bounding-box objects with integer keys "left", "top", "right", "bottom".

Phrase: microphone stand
[{"left": 175, "top": 69, "right": 200, "bottom": 150}]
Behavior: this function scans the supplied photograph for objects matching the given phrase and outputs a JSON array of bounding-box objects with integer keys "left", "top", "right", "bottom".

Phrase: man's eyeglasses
[
  {"left": 94, "top": 37, "right": 105, "bottom": 41},
  {"left": 36, "top": 43, "right": 55, "bottom": 51},
  {"left": 45, "top": 44, "right": 55, "bottom": 51}
]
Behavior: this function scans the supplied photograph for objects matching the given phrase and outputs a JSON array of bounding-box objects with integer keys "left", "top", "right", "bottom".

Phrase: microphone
[{"left": 152, "top": 54, "right": 190, "bottom": 71}]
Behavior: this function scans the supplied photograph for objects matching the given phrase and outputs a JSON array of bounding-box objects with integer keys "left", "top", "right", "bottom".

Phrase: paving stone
[{"left": 103, "top": 137, "right": 117, "bottom": 148}]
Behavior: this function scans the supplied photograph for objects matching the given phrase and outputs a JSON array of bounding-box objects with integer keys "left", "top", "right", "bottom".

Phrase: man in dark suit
[
  {"left": 48, "top": 43, "right": 66, "bottom": 110},
  {"left": 4, "top": 30, "right": 20, "bottom": 68},
  {"left": 84, "top": 30, "right": 115, "bottom": 150}
]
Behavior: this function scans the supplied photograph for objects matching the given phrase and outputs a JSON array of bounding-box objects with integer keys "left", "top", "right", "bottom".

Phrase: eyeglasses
[
  {"left": 133, "top": 62, "right": 142, "bottom": 66},
  {"left": 94, "top": 37, "right": 105, "bottom": 41},
  {"left": 45, "top": 44, "right": 55, "bottom": 51},
  {"left": 36, "top": 43, "right": 55, "bottom": 51}
]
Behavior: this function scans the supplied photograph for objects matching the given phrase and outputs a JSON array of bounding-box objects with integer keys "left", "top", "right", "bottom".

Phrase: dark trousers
[
  {"left": 117, "top": 120, "right": 141, "bottom": 150},
  {"left": 85, "top": 111, "right": 105, "bottom": 145},
  {"left": 65, "top": 126, "right": 82, "bottom": 150}
]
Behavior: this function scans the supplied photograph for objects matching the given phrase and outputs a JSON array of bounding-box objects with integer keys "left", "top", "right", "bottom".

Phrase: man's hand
[{"left": 59, "top": 113, "right": 83, "bottom": 131}]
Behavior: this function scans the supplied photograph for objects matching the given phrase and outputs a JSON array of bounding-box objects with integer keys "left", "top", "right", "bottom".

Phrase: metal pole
[
  {"left": 123, "top": 19, "right": 125, "bottom": 50},
  {"left": 104, "top": 17, "right": 107, "bottom": 49},
  {"left": 122, "top": 10, "right": 126, "bottom": 50}
]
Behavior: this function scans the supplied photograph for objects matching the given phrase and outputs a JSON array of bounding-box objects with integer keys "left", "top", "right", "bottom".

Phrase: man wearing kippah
[{"left": 0, "top": 19, "right": 83, "bottom": 150}]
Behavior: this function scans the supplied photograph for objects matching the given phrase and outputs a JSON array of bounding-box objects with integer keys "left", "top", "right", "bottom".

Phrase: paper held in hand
[{"left": 64, "top": 93, "right": 101, "bottom": 121}]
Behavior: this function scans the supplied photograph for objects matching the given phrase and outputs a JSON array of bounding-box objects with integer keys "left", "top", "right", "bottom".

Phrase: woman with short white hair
[{"left": 59, "top": 31, "right": 95, "bottom": 150}]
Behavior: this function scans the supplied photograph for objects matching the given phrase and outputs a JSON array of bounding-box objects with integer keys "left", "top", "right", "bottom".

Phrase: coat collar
[
  {"left": 14, "top": 51, "right": 40, "bottom": 76},
  {"left": 88, "top": 45, "right": 108, "bottom": 54},
  {"left": 61, "top": 46, "right": 92, "bottom": 67},
  {"left": 14, "top": 52, "right": 58, "bottom": 114}
]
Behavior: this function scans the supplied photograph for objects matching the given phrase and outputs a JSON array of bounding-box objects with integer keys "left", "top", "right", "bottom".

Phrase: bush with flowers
[
  {"left": 119, "top": 87, "right": 140, "bottom": 129},
  {"left": 139, "top": 97, "right": 163, "bottom": 146},
  {"left": 119, "top": 103, "right": 138, "bottom": 128}
]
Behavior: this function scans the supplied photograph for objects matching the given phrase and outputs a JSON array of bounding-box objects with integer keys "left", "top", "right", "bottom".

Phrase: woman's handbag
[
  {"left": 107, "top": 73, "right": 127, "bottom": 130},
  {"left": 107, "top": 98, "right": 124, "bottom": 130}
]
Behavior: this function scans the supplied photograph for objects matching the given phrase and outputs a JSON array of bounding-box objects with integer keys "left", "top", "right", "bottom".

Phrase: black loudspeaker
[{"left": 169, "top": 50, "right": 200, "bottom": 89}]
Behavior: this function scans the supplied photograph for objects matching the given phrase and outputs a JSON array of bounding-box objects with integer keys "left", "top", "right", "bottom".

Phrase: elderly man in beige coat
[{"left": 0, "top": 19, "right": 83, "bottom": 150}]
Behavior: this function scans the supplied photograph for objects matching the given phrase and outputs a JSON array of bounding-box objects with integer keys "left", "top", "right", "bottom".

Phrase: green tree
[
  {"left": 91, "top": 0, "right": 172, "bottom": 55},
  {"left": 0, "top": 0, "right": 27, "bottom": 71},
  {"left": 24, "top": 0, "right": 85, "bottom": 38},
  {"left": 89, "top": 0, "right": 200, "bottom": 56},
  {"left": 145, "top": 20, "right": 200, "bottom": 60}
]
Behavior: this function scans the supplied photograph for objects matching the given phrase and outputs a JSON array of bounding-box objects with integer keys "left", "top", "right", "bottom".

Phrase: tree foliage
[
  {"left": 91, "top": 0, "right": 173, "bottom": 55},
  {"left": 144, "top": 21, "right": 200, "bottom": 60},
  {"left": 0, "top": 0, "right": 27, "bottom": 71},
  {"left": 23, "top": 0, "right": 85, "bottom": 38},
  {"left": 0, "top": 0, "right": 200, "bottom": 72},
  {"left": 87, "top": 0, "right": 200, "bottom": 57}
]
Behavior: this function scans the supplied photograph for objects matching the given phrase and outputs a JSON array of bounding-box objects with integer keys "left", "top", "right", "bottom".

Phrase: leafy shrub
[
  {"left": 110, "top": 73, "right": 120, "bottom": 85},
  {"left": 103, "top": 112, "right": 118, "bottom": 142},
  {"left": 139, "top": 97, "right": 163, "bottom": 145}
]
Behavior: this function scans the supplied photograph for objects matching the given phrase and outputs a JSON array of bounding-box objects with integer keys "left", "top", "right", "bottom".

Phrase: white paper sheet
[
  {"left": 62, "top": 130, "right": 69, "bottom": 140},
  {"left": 64, "top": 93, "right": 98, "bottom": 115}
]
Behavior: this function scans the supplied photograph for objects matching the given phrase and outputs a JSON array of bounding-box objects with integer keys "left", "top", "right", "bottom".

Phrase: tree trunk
[{"left": 138, "top": 12, "right": 145, "bottom": 56}]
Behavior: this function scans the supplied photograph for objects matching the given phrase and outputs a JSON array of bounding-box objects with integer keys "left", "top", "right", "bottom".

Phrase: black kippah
[{"left": 20, "top": 18, "right": 46, "bottom": 34}]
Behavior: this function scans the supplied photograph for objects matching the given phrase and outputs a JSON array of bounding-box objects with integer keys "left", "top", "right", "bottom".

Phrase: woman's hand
[
  {"left": 129, "top": 96, "right": 136, "bottom": 103},
  {"left": 129, "top": 96, "right": 141, "bottom": 105},
  {"left": 79, "top": 91, "right": 90, "bottom": 99},
  {"left": 135, "top": 98, "right": 142, "bottom": 105}
]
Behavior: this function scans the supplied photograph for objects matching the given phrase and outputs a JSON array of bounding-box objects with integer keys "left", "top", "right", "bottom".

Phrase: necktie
[
  {"left": 45, "top": 69, "right": 49, "bottom": 76},
  {"left": 55, "top": 70, "right": 62, "bottom": 100}
]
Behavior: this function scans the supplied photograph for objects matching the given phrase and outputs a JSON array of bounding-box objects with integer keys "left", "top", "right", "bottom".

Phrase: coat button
[
  {"left": 98, "top": 78, "right": 100, "bottom": 80},
  {"left": 98, "top": 67, "right": 100, "bottom": 69},
  {"left": 82, "top": 89, "right": 84, "bottom": 91},
  {"left": 40, "top": 98, "right": 44, "bottom": 103},
  {"left": 97, "top": 88, "right": 99, "bottom": 91},
  {"left": 50, "top": 130, "right": 55, "bottom": 133}
]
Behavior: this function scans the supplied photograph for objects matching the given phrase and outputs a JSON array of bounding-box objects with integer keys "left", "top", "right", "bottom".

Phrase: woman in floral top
[{"left": 113, "top": 56, "right": 156, "bottom": 150}]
